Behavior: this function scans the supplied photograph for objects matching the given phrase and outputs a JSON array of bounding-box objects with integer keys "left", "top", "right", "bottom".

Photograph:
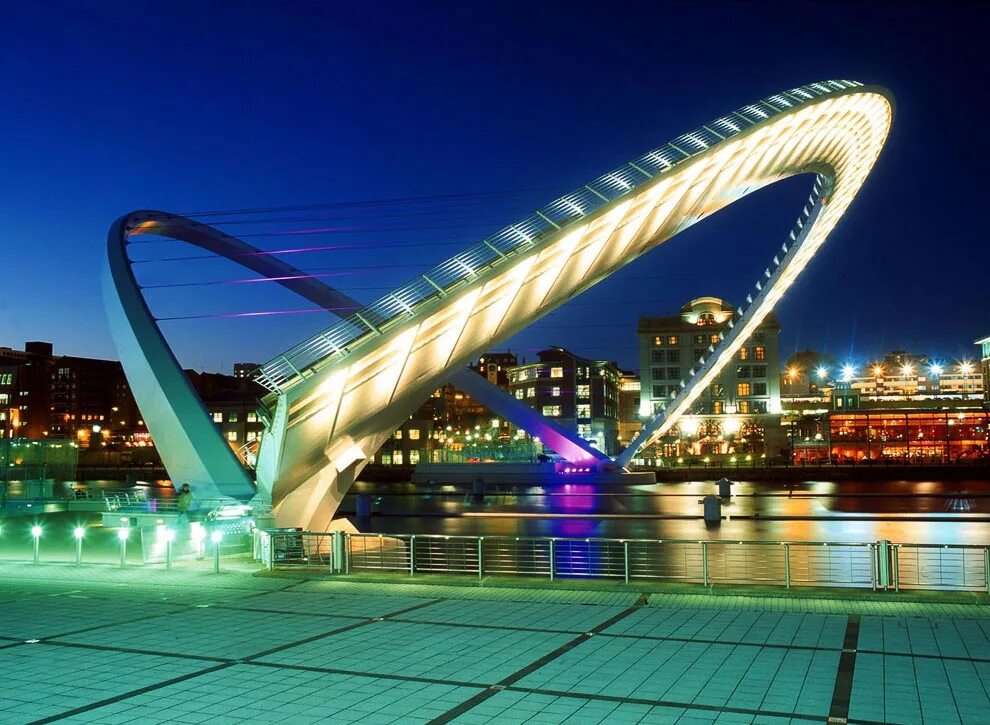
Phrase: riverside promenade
[{"left": 0, "top": 559, "right": 987, "bottom": 724}]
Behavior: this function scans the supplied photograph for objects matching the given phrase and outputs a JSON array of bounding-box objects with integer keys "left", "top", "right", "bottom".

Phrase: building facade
[
  {"left": 635, "top": 298, "right": 784, "bottom": 463},
  {"left": 978, "top": 335, "right": 990, "bottom": 404},
  {"left": 506, "top": 347, "right": 620, "bottom": 456}
]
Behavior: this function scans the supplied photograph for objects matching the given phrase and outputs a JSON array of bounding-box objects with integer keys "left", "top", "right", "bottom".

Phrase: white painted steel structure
[{"left": 107, "top": 80, "right": 893, "bottom": 530}]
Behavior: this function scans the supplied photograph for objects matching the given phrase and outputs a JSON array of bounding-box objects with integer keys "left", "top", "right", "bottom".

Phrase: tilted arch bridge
[{"left": 104, "top": 80, "right": 893, "bottom": 529}]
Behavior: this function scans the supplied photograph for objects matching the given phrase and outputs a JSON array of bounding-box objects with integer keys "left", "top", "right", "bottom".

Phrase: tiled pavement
[{"left": 0, "top": 563, "right": 987, "bottom": 723}]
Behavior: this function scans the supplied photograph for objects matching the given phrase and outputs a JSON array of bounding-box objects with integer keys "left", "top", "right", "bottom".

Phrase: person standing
[{"left": 175, "top": 483, "right": 193, "bottom": 524}]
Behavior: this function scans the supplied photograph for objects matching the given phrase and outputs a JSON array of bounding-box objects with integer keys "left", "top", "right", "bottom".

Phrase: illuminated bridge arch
[{"left": 105, "top": 80, "right": 893, "bottom": 528}]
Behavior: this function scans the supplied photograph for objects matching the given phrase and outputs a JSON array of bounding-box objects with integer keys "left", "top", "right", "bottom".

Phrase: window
[
  {"left": 409, "top": 429, "right": 420, "bottom": 440},
  {"left": 577, "top": 424, "right": 592, "bottom": 437},
  {"left": 713, "top": 401, "right": 723, "bottom": 414},
  {"left": 409, "top": 450, "right": 420, "bottom": 465},
  {"left": 754, "top": 346, "right": 766, "bottom": 360},
  {"left": 738, "top": 401, "right": 750, "bottom": 414},
  {"left": 737, "top": 365, "right": 751, "bottom": 378},
  {"left": 667, "top": 367, "right": 680, "bottom": 380},
  {"left": 393, "top": 451, "right": 403, "bottom": 465},
  {"left": 379, "top": 453, "right": 392, "bottom": 465},
  {"left": 394, "top": 430, "right": 403, "bottom": 440},
  {"left": 752, "top": 365, "right": 767, "bottom": 378},
  {"left": 212, "top": 412, "right": 223, "bottom": 423},
  {"left": 550, "top": 367, "right": 563, "bottom": 378},
  {"left": 754, "top": 332, "right": 765, "bottom": 343},
  {"left": 653, "top": 385, "right": 666, "bottom": 398},
  {"left": 694, "top": 334, "right": 706, "bottom": 345},
  {"left": 247, "top": 412, "right": 257, "bottom": 423},
  {"left": 653, "top": 336, "right": 664, "bottom": 346},
  {"left": 738, "top": 348, "right": 749, "bottom": 361},
  {"left": 526, "top": 387, "right": 535, "bottom": 398},
  {"left": 228, "top": 413, "right": 238, "bottom": 423},
  {"left": 652, "top": 367, "right": 665, "bottom": 380},
  {"left": 667, "top": 349, "right": 680, "bottom": 362},
  {"left": 551, "top": 386, "right": 561, "bottom": 397},
  {"left": 753, "top": 382, "right": 767, "bottom": 396},
  {"left": 668, "top": 336, "right": 679, "bottom": 345},
  {"left": 737, "top": 382, "right": 751, "bottom": 396},
  {"left": 710, "top": 384, "right": 724, "bottom": 397},
  {"left": 694, "top": 349, "right": 706, "bottom": 361},
  {"left": 515, "top": 389, "right": 524, "bottom": 400},
  {"left": 226, "top": 431, "right": 238, "bottom": 442},
  {"left": 710, "top": 334, "right": 720, "bottom": 345},
  {"left": 576, "top": 384, "right": 590, "bottom": 398},
  {"left": 576, "top": 404, "right": 591, "bottom": 418},
  {"left": 542, "top": 405, "right": 561, "bottom": 416}
]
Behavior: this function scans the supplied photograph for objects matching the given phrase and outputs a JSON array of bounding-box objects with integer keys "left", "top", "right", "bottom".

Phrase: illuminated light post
[
  {"left": 841, "top": 364, "right": 856, "bottom": 383},
  {"left": 118, "top": 527, "right": 130, "bottom": 569},
  {"left": 31, "top": 525, "right": 42, "bottom": 565},
  {"left": 211, "top": 530, "right": 223, "bottom": 574},
  {"left": 816, "top": 366, "right": 829, "bottom": 383},
  {"left": 73, "top": 527, "right": 85, "bottom": 566},
  {"left": 164, "top": 528, "right": 176, "bottom": 571}
]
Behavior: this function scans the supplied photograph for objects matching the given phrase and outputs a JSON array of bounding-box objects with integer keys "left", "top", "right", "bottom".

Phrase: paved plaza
[{"left": 0, "top": 561, "right": 987, "bottom": 724}]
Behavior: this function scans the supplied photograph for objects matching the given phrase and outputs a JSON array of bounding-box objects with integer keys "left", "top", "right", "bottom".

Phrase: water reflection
[{"left": 346, "top": 478, "right": 990, "bottom": 545}]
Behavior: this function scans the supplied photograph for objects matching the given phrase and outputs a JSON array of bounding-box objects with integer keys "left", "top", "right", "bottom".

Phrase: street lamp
[
  {"left": 816, "top": 366, "right": 828, "bottom": 381},
  {"left": 841, "top": 364, "right": 855, "bottom": 383},
  {"left": 211, "top": 530, "right": 223, "bottom": 574},
  {"left": 929, "top": 362, "right": 943, "bottom": 377}
]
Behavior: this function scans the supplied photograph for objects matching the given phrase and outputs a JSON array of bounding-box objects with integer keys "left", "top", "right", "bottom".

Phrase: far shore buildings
[{"left": 634, "top": 297, "right": 786, "bottom": 464}]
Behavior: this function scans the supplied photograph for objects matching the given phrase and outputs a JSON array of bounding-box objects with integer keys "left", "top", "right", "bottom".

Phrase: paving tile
[
  {"left": 0, "top": 643, "right": 212, "bottom": 723},
  {"left": 399, "top": 599, "right": 628, "bottom": 632},
  {"left": 258, "top": 619, "right": 574, "bottom": 683},
  {"left": 53, "top": 606, "right": 357, "bottom": 659},
  {"left": 219, "top": 590, "right": 429, "bottom": 619}
]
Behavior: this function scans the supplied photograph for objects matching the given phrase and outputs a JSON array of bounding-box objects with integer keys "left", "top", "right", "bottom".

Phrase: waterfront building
[
  {"left": 618, "top": 371, "right": 641, "bottom": 449},
  {"left": 506, "top": 347, "right": 620, "bottom": 456},
  {"left": 978, "top": 334, "right": 990, "bottom": 404},
  {"left": 791, "top": 408, "right": 989, "bottom": 463},
  {"left": 634, "top": 298, "right": 784, "bottom": 463}
]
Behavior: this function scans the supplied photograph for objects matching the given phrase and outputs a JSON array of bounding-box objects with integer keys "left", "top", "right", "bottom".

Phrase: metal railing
[
  {"left": 260, "top": 531, "right": 990, "bottom": 593},
  {"left": 254, "top": 80, "right": 865, "bottom": 395}
]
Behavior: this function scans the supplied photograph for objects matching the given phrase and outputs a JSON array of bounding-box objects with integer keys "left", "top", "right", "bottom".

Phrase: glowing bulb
[
  {"left": 959, "top": 361, "right": 974, "bottom": 375},
  {"left": 164, "top": 529, "right": 176, "bottom": 542},
  {"left": 210, "top": 530, "right": 223, "bottom": 544},
  {"left": 816, "top": 366, "right": 828, "bottom": 380},
  {"left": 841, "top": 364, "right": 855, "bottom": 382},
  {"left": 31, "top": 526, "right": 42, "bottom": 538},
  {"left": 872, "top": 365, "right": 883, "bottom": 377},
  {"left": 901, "top": 363, "right": 914, "bottom": 376},
  {"left": 118, "top": 527, "right": 130, "bottom": 541},
  {"left": 929, "top": 363, "right": 943, "bottom": 377},
  {"left": 73, "top": 527, "right": 85, "bottom": 540}
]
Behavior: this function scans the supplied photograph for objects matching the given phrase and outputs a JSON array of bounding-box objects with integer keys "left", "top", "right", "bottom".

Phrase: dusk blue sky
[{"left": 0, "top": 1, "right": 986, "bottom": 373}]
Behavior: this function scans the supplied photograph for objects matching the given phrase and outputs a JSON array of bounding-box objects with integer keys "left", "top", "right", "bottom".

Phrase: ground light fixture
[
  {"left": 118, "top": 527, "right": 130, "bottom": 569},
  {"left": 31, "top": 525, "right": 42, "bottom": 565},
  {"left": 73, "top": 526, "right": 85, "bottom": 566},
  {"left": 211, "top": 530, "right": 223, "bottom": 574},
  {"left": 164, "top": 528, "right": 176, "bottom": 571}
]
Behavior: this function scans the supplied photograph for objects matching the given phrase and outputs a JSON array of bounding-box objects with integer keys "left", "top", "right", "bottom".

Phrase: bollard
[
  {"left": 703, "top": 495, "right": 722, "bottom": 524},
  {"left": 165, "top": 529, "right": 176, "bottom": 571},
  {"left": 356, "top": 493, "right": 372, "bottom": 518},
  {"left": 211, "top": 530, "right": 223, "bottom": 574},
  {"left": 717, "top": 478, "right": 733, "bottom": 498},
  {"left": 73, "top": 527, "right": 85, "bottom": 566},
  {"left": 118, "top": 527, "right": 130, "bottom": 569},
  {"left": 31, "top": 526, "right": 42, "bottom": 565}
]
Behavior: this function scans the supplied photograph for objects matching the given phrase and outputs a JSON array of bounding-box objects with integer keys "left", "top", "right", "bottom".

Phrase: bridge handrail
[
  {"left": 261, "top": 530, "right": 990, "bottom": 593},
  {"left": 254, "top": 80, "right": 864, "bottom": 394}
]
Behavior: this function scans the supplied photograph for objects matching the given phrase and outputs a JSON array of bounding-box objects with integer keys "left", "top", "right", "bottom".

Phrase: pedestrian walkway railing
[{"left": 259, "top": 531, "right": 990, "bottom": 594}]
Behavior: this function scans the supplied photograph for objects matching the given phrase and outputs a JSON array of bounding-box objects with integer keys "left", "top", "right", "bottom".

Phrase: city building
[
  {"left": 618, "top": 370, "right": 641, "bottom": 449},
  {"left": 978, "top": 334, "right": 990, "bottom": 404},
  {"left": 233, "top": 362, "right": 260, "bottom": 379},
  {"left": 635, "top": 298, "right": 784, "bottom": 462},
  {"left": 474, "top": 352, "right": 516, "bottom": 387},
  {"left": 506, "top": 347, "right": 620, "bottom": 456}
]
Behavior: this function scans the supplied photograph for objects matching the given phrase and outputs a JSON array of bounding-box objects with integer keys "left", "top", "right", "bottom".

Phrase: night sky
[{"left": 1, "top": 1, "right": 987, "bottom": 373}]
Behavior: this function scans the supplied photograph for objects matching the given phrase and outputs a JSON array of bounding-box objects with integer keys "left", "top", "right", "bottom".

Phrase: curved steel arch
[
  {"left": 102, "top": 211, "right": 363, "bottom": 499},
  {"left": 105, "top": 80, "right": 893, "bottom": 527}
]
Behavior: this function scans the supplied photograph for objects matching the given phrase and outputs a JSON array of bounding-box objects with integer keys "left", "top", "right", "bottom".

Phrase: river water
[{"left": 344, "top": 478, "right": 990, "bottom": 545}]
